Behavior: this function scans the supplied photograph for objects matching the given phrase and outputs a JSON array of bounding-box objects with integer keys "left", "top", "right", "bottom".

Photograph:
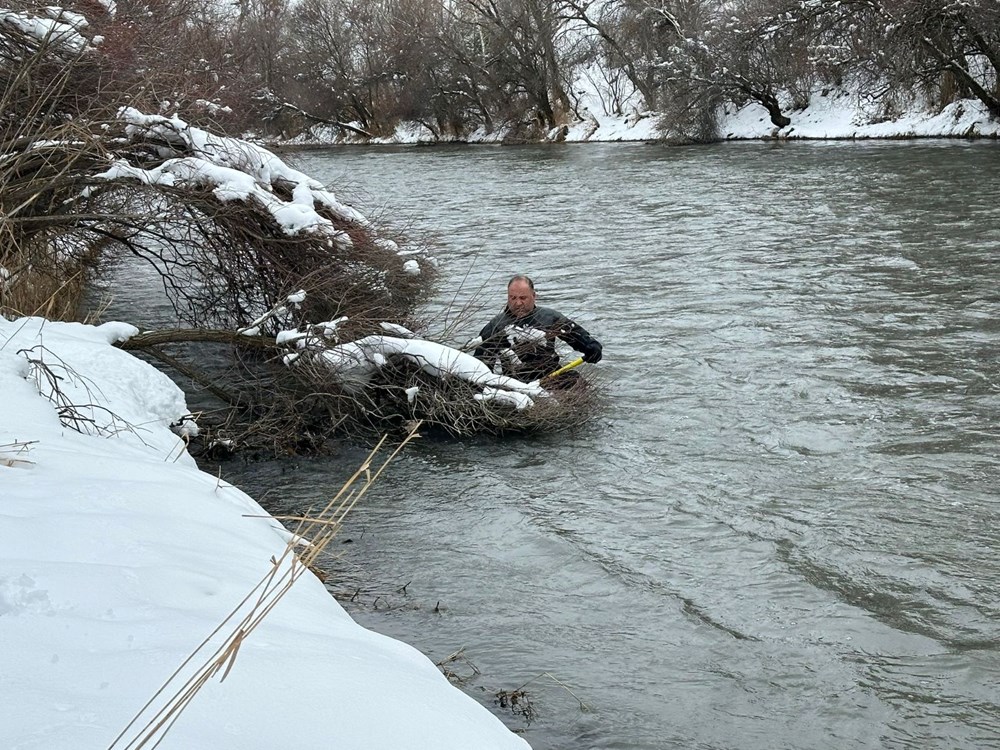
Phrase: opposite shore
[{"left": 277, "top": 91, "right": 1000, "bottom": 147}]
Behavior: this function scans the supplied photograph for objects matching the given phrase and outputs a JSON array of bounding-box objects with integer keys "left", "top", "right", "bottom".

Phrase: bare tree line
[
  {"left": 84, "top": 0, "right": 995, "bottom": 142},
  {"left": 4, "top": 0, "right": 990, "bottom": 142}
]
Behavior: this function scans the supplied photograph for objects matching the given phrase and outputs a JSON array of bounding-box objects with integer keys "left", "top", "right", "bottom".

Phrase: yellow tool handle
[{"left": 545, "top": 356, "right": 585, "bottom": 379}]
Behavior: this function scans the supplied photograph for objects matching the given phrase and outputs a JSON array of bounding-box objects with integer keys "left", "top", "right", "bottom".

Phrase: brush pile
[{"left": 274, "top": 318, "right": 604, "bottom": 438}]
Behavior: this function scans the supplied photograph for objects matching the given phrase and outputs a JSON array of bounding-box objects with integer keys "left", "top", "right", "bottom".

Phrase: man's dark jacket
[{"left": 474, "top": 305, "right": 602, "bottom": 381}]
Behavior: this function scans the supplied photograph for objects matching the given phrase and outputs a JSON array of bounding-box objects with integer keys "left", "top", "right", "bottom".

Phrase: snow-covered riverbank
[
  {"left": 285, "top": 90, "right": 999, "bottom": 145},
  {"left": 0, "top": 316, "right": 528, "bottom": 749},
  {"left": 568, "top": 91, "right": 1000, "bottom": 142}
]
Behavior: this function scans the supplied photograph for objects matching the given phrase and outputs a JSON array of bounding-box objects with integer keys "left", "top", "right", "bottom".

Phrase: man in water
[{"left": 473, "top": 275, "right": 602, "bottom": 382}]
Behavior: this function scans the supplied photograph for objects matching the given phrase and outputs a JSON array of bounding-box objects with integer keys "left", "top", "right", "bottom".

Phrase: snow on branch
[
  {"left": 298, "top": 334, "right": 550, "bottom": 408},
  {"left": 0, "top": 7, "right": 94, "bottom": 55},
  {"left": 94, "top": 156, "right": 354, "bottom": 240},
  {"left": 96, "top": 108, "right": 371, "bottom": 241}
]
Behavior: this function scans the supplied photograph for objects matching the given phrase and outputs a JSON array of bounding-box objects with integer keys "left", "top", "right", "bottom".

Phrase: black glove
[{"left": 582, "top": 344, "right": 602, "bottom": 364}]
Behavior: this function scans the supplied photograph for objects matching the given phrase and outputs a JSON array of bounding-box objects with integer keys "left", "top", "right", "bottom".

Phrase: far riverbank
[{"left": 273, "top": 90, "right": 999, "bottom": 147}]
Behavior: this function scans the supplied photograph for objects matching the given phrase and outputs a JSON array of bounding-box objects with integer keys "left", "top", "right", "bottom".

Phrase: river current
[{"left": 165, "top": 142, "right": 1000, "bottom": 749}]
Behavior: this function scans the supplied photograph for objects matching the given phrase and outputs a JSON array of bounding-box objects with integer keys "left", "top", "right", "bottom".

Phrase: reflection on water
[{"left": 176, "top": 142, "right": 999, "bottom": 749}]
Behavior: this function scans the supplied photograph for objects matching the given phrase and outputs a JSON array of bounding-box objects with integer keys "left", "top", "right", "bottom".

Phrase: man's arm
[{"left": 555, "top": 316, "right": 603, "bottom": 364}]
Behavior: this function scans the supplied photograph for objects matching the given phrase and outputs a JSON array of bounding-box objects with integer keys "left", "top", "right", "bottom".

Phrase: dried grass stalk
[{"left": 109, "top": 427, "right": 421, "bottom": 750}]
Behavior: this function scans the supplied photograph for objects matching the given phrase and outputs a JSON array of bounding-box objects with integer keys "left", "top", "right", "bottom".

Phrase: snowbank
[
  {"left": 718, "top": 89, "right": 1000, "bottom": 140},
  {"left": 0, "top": 316, "right": 528, "bottom": 750}
]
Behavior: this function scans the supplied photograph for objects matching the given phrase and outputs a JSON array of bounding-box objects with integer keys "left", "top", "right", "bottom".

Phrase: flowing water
[{"left": 126, "top": 141, "right": 1000, "bottom": 749}]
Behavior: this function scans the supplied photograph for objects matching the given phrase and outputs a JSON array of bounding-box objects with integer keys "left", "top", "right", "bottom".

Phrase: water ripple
[{"left": 220, "top": 141, "right": 1000, "bottom": 750}]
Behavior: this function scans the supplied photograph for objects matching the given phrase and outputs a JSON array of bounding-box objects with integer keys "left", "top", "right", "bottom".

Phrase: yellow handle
[{"left": 544, "top": 356, "right": 584, "bottom": 380}]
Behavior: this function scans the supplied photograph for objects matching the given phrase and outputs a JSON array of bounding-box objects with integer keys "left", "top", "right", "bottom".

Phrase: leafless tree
[
  {"left": 766, "top": 0, "right": 1000, "bottom": 119},
  {"left": 861, "top": 0, "right": 1000, "bottom": 117},
  {"left": 560, "top": 0, "right": 689, "bottom": 113},
  {"left": 284, "top": 0, "right": 429, "bottom": 136},
  {"left": 455, "top": 0, "right": 578, "bottom": 136}
]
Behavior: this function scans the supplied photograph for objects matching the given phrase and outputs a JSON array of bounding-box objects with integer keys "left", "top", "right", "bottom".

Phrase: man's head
[{"left": 506, "top": 275, "right": 536, "bottom": 318}]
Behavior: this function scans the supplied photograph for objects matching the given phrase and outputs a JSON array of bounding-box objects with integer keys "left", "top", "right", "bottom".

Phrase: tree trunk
[
  {"left": 762, "top": 95, "right": 792, "bottom": 128},
  {"left": 933, "top": 46, "right": 1000, "bottom": 120}
]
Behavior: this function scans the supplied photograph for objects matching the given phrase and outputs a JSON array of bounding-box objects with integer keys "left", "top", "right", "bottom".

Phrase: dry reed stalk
[
  {"left": 0, "top": 439, "right": 36, "bottom": 467},
  {"left": 512, "top": 671, "right": 591, "bottom": 712},
  {"left": 108, "top": 425, "right": 421, "bottom": 750}
]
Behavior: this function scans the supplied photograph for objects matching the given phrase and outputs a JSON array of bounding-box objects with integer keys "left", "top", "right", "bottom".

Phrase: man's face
[{"left": 507, "top": 280, "right": 536, "bottom": 318}]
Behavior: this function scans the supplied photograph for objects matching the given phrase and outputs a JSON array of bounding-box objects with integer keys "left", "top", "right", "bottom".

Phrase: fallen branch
[
  {"left": 115, "top": 328, "right": 281, "bottom": 352},
  {"left": 275, "top": 101, "right": 374, "bottom": 138},
  {"left": 140, "top": 345, "right": 245, "bottom": 408}
]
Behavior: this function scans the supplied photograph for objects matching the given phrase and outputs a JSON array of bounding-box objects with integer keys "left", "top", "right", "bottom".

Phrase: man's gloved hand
[{"left": 582, "top": 344, "right": 602, "bottom": 364}]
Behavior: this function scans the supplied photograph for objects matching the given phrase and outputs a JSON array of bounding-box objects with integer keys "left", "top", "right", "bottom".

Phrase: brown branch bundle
[{"left": 287, "top": 352, "right": 607, "bottom": 438}]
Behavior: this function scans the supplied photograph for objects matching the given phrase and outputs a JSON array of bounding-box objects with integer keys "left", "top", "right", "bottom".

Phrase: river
[{"left": 150, "top": 141, "right": 1000, "bottom": 749}]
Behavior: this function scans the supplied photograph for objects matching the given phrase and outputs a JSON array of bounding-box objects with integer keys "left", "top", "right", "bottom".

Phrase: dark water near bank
[{"left": 126, "top": 141, "right": 1000, "bottom": 749}]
